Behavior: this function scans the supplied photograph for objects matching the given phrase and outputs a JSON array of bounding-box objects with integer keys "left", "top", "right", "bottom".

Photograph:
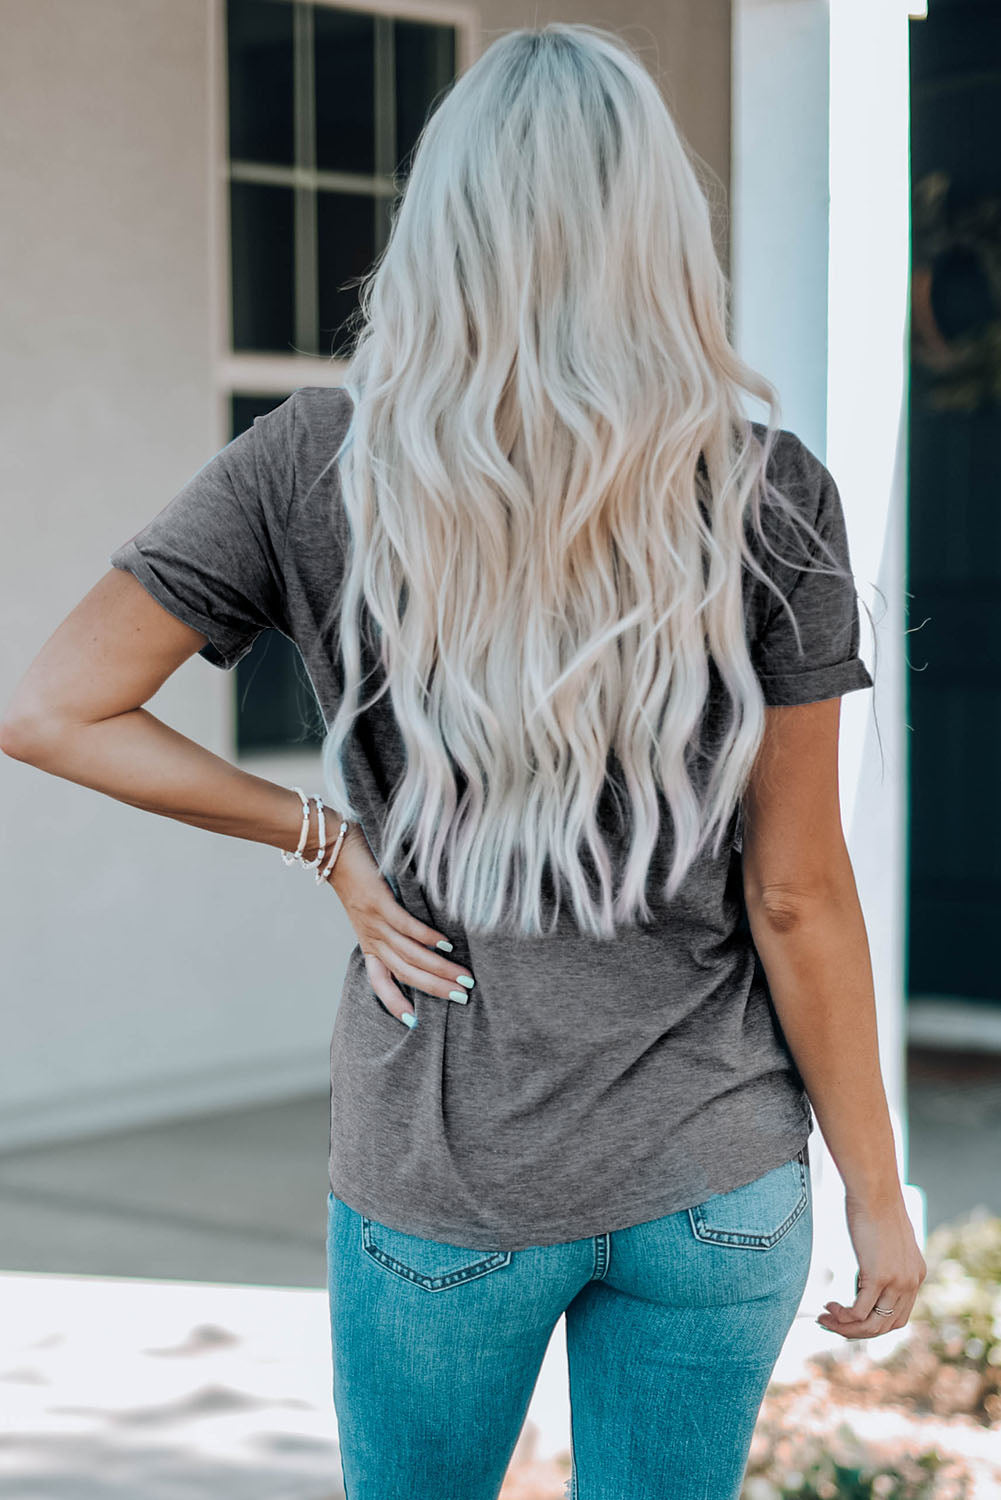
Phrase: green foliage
[
  {"left": 742, "top": 1417, "right": 972, "bottom": 1499},
  {"left": 913, "top": 1207, "right": 1001, "bottom": 1377}
]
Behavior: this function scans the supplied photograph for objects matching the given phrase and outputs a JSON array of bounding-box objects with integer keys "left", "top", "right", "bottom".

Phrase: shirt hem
[{"left": 327, "top": 1120, "right": 814, "bottom": 1252}]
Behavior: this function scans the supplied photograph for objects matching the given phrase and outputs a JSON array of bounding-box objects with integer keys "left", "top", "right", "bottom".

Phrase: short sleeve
[
  {"left": 108, "top": 394, "right": 297, "bottom": 670},
  {"left": 750, "top": 449, "right": 874, "bottom": 706}
]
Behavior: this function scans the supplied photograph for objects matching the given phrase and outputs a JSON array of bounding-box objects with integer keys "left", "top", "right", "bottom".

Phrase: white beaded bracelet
[
  {"left": 318, "top": 814, "right": 350, "bottom": 885},
  {"left": 280, "top": 787, "right": 350, "bottom": 885},
  {"left": 280, "top": 786, "right": 311, "bottom": 865},
  {"left": 299, "top": 794, "right": 327, "bottom": 870}
]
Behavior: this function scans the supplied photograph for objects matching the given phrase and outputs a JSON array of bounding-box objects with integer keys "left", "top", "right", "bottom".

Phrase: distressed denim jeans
[{"left": 325, "top": 1145, "right": 812, "bottom": 1500}]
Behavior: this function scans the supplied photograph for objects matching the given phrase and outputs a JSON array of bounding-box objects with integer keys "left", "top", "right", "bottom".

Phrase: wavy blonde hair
[{"left": 320, "top": 21, "right": 854, "bottom": 938}]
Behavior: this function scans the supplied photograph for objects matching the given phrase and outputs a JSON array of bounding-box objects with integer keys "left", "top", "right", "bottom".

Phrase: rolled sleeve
[
  {"left": 750, "top": 448, "right": 873, "bottom": 707},
  {"left": 108, "top": 394, "right": 297, "bottom": 670},
  {"left": 756, "top": 655, "right": 874, "bottom": 707},
  {"left": 109, "top": 535, "right": 260, "bottom": 670}
]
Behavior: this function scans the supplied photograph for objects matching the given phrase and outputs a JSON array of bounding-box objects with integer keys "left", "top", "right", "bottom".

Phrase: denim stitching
[
  {"left": 687, "top": 1156, "right": 809, "bottom": 1249},
  {"left": 361, "top": 1216, "right": 512, "bottom": 1289}
]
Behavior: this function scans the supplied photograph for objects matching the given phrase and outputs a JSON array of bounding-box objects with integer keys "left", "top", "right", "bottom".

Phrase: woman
[{"left": 1, "top": 21, "right": 925, "bottom": 1500}]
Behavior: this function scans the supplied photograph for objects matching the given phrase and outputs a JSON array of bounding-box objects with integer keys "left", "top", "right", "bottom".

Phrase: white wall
[
  {"left": 0, "top": 0, "right": 735, "bottom": 1153},
  {"left": 0, "top": 0, "right": 348, "bottom": 1148}
]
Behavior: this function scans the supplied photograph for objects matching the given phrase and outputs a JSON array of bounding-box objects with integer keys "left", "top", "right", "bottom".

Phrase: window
[
  {"left": 226, "top": 0, "right": 457, "bottom": 360},
  {"left": 223, "top": 0, "right": 461, "bottom": 753}
]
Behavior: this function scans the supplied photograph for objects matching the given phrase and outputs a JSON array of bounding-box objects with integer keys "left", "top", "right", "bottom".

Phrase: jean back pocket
[
  {"left": 361, "top": 1215, "right": 513, "bottom": 1291},
  {"left": 687, "top": 1148, "right": 810, "bottom": 1250}
]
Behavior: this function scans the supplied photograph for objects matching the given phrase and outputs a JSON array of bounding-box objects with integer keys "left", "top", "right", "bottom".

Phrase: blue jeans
[{"left": 325, "top": 1146, "right": 812, "bottom": 1500}]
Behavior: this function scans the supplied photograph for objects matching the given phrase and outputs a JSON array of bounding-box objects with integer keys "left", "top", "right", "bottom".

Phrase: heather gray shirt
[{"left": 109, "top": 386, "right": 873, "bottom": 1250}]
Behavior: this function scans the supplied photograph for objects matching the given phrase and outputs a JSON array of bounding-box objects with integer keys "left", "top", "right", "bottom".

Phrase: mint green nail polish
[
  {"left": 401, "top": 1012, "right": 417, "bottom": 1029},
  {"left": 456, "top": 974, "right": 475, "bottom": 989},
  {"left": 448, "top": 990, "right": 468, "bottom": 1003},
  {"left": 436, "top": 939, "right": 454, "bottom": 952}
]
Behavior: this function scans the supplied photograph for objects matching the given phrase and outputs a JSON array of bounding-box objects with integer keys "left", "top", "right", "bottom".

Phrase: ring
[{"left": 855, "top": 1273, "right": 894, "bottom": 1316}]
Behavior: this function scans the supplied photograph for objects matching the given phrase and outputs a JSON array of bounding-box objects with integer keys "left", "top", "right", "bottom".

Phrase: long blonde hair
[{"left": 320, "top": 22, "right": 853, "bottom": 938}]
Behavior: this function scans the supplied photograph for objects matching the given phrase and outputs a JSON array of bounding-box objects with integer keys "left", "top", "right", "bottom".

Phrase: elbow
[
  {"left": 746, "top": 879, "right": 853, "bottom": 936},
  {"left": 0, "top": 713, "right": 60, "bottom": 765},
  {"left": 751, "top": 892, "right": 812, "bottom": 936}
]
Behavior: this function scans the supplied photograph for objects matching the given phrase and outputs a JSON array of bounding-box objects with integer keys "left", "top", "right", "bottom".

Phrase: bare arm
[
  {"left": 741, "top": 696, "right": 925, "bottom": 1336},
  {"left": 742, "top": 698, "right": 893, "bottom": 1201},
  {"left": 0, "top": 567, "right": 475, "bottom": 1021},
  {"left": 0, "top": 568, "right": 322, "bottom": 848}
]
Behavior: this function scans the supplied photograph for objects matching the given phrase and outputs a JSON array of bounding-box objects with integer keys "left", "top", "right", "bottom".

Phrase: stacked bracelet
[{"left": 281, "top": 785, "right": 350, "bottom": 885}]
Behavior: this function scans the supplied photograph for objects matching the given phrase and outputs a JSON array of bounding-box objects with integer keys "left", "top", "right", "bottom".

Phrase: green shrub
[
  {"left": 913, "top": 1206, "right": 1001, "bottom": 1382},
  {"left": 742, "top": 1416, "right": 973, "bottom": 1499}
]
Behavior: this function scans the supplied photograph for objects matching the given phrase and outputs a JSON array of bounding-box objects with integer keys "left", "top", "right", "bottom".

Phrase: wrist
[
  {"left": 281, "top": 787, "right": 349, "bottom": 875},
  {"left": 300, "top": 802, "right": 350, "bottom": 869},
  {"left": 844, "top": 1174, "right": 905, "bottom": 1212}
]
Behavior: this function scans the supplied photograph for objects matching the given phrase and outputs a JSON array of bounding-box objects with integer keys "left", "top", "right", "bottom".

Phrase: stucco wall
[{"left": 0, "top": 0, "right": 731, "bottom": 1147}]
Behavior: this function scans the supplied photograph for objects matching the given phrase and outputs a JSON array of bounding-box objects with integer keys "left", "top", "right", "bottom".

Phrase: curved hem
[{"left": 327, "top": 1122, "right": 814, "bottom": 1253}]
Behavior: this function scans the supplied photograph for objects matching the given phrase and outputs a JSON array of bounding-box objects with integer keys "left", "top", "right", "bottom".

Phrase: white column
[{"left": 732, "top": 0, "right": 925, "bottom": 1377}]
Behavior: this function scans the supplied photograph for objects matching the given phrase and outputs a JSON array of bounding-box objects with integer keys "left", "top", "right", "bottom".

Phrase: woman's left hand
[{"left": 816, "top": 1189, "right": 927, "bottom": 1339}]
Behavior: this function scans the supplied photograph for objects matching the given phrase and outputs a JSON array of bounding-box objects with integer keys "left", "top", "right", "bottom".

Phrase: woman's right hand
[
  {"left": 817, "top": 1188, "right": 927, "bottom": 1339},
  {"left": 325, "top": 824, "right": 475, "bottom": 1026}
]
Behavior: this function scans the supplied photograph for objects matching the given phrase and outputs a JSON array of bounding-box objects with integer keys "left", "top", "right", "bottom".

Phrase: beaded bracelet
[
  {"left": 280, "top": 786, "right": 350, "bottom": 885},
  {"left": 280, "top": 787, "right": 311, "bottom": 865},
  {"left": 300, "top": 794, "right": 327, "bottom": 871}
]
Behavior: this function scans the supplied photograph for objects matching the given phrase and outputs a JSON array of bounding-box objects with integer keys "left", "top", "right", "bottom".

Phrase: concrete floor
[
  {"left": 0, "top": 1046, "right": 998, "bottom": 1288},
  {"left": 0, "top": 1093, "right": 333, "bottom": 1288}
]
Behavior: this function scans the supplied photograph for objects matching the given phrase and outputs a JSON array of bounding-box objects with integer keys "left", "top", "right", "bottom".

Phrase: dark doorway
[{"left": 908, "top": 0, "right": 1001, "bottom": 1007}]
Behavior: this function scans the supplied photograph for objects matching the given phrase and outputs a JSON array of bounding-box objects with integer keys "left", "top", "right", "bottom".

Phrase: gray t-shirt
[{"left": 109, "top": 386, "right": 873, "bottom": 1250}]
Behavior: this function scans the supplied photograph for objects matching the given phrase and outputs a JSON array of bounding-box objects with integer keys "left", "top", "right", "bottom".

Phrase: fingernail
[
  {"left": 436, "top": 939, "right": 454, "bottom": 952},
  {"left": 448, "top": 989, "right": 469, "bottom": 1004},
  {"left": 401, "top": 1012, "right": 418, "bottom": 1029},
  {"left": 456, "top": 974, "right": 475, "bottom": 989}
]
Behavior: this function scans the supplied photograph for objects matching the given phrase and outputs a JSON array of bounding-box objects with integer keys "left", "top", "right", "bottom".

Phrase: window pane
[
  {"left": 231, "top": 391, "right": 291, "bottom": 436},
  {"left": 317, "top": 189, "right": 377, "bottom": 358},
  {"left": 236, "top": 627, "right": 326, "bottom": 753},
  {"left": 394, "top": 19, "right": 456, "bottom": 176},
  {"left": 314, "top": 6, "right": 376, "bottom": 175},
  {"left": 232, "top": 393, "right": 326, "bottom": 755},
  {"left": 227, "top": 0, "right": 294, "bottom": 165},
  {"left": 230, "top": 181, "right": 296, "bottom": 353}
]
